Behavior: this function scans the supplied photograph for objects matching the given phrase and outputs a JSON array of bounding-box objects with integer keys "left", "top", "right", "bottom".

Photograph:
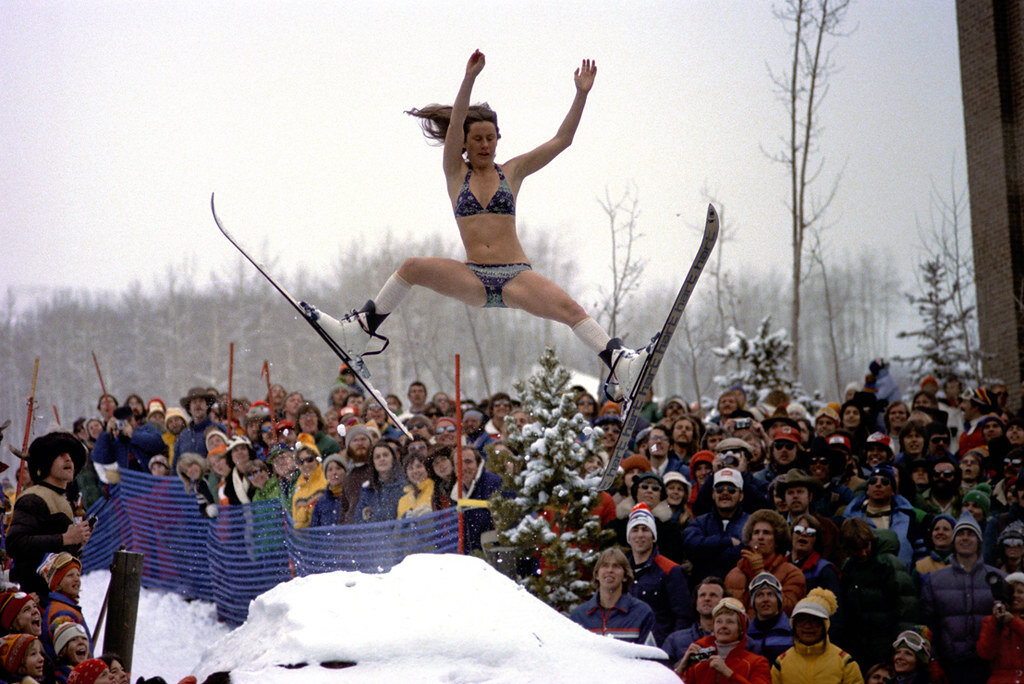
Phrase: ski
[
  {"left": 209, "top": 194, "right": 413, "bottom": 440},
  {"left": 596, "top": 203, "right": 719, "bottom": 490}
]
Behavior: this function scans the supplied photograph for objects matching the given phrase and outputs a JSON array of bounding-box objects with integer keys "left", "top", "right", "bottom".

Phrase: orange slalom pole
[
  {"left": 455, "top": 354, "right": 464, "bottom": 555},
  {"left": 227, "top": 342, "right": 235, "bottom": 433}
]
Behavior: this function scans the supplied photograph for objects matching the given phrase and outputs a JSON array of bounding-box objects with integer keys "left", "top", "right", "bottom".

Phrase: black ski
[
  {"left": 210, "top": 194, "right": 412, "bottom": 440},
  {"left": 596, "top": 204, "right": 719, "bottom": 490}
]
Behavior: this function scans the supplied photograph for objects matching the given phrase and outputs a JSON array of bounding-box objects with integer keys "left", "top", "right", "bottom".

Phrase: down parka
[{"left": 921, "top": 555, "right": 1004, "bottom": 669}]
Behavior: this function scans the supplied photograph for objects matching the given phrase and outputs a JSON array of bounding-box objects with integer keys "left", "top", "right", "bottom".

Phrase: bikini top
[{"left": 454, "top": 164, "right": 516, "bottom": 218}]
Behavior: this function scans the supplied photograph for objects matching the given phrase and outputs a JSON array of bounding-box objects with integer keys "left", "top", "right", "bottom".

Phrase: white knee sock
[
  {"left": 374, "top": 273, "right": 412, "bottom": 315},
  {"left": 572, "top": 317, "right": 612, "bottom": 356}
]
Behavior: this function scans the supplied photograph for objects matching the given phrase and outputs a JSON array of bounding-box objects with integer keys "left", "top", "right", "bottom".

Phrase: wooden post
[{"left": 103, "top": 551, "right": 144, "bottom": 671}]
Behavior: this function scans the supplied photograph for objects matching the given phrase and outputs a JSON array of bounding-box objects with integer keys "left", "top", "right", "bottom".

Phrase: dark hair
[
  {"left": 296, "top": 402, "right": 325, "bottom": 431},
  {"left": 96, "top": 393, "right": 118, "bottom": 411},
  {"left": 406, "top": 103, "right": 501, "bottom": 147},
  {"left": 369, "top": 441, "right": 401, "bottom": 489},
  {"left": 692, "top": 576, "right": 727, "bottom": 606}
]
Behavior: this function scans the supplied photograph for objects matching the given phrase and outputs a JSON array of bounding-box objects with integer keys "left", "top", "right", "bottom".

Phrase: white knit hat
[{"left": 625, "top": 503, "right": 658, "bottom": 541}]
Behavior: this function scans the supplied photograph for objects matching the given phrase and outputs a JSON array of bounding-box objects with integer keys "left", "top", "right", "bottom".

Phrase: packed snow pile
[{"left": 194, "top": 554, "right": 674, "bottom": 683}]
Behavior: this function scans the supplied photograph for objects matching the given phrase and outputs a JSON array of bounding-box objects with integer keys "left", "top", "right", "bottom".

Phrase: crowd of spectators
[{"left": 1, "top": 358, "right": 1023, "bottom": 682}]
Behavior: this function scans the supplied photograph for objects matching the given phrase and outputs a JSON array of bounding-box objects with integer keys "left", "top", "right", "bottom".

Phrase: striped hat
[
  {"left": 0, "top": 634, "right": 37, "bottom": 675},
  {"left": 0, "top": 592, "right": 34, "bottom": 631},
  {"left": 626, "top": 503, "right": 658, "bottom": 541},
  {"left": 53, "top": 620, "right": 88, "bottom": 658},
  {"left": 37, "top": 552, "right": 81, "bottom": 591}
]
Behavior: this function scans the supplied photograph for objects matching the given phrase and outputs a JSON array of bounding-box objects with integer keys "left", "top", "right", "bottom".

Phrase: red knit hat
[
  {"left": 68, "top": 659, "right": 109, "bottom": 684},
  {"left": 0, "top": 634, "right": 37, "bottom": 675},
  {"left": 690, "top": 450, "right": 715, "bottom": 470},
  {"left": 0, "top": 592, "right": 35, "bottom": 631}
]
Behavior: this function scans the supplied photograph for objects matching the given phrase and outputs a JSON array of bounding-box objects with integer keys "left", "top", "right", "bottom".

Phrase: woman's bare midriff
[{"left": 456, "top": 214, "right": 530, "bottom": 264}]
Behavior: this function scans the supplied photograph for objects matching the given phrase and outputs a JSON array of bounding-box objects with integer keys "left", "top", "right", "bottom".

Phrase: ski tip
[{"left": 706, "top": 203, "right": 717, "bottom": 221}]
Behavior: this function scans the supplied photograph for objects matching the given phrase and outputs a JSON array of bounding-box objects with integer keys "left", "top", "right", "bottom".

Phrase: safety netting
[{"left": 82, "top": 470, "right": 461, "bottom": 625}]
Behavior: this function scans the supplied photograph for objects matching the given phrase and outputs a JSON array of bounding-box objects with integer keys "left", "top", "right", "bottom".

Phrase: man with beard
[
  {"left": 173, "top": 388, "right": 225, "bottom": 461},
  {"left": 340, "top": 425, "right": 378, "bottom": 524},
  {"left": 407, "top": 381, "right": 429, "bottom": 415},
  {"left": 922, "top": 459, "right": 962, "bottom": 518},
  {"left": 684, "top": 468, "right": 750, "bottom": 582}
]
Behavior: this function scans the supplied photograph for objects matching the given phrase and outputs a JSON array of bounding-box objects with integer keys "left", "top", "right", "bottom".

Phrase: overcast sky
[{"left": 2, "top": 1, "right": 964, "bottom": 311}]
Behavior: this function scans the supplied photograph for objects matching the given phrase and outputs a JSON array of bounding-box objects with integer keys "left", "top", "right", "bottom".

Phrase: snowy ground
[{"left": 84, "top": 555, "right": 675, "bottom": 683}]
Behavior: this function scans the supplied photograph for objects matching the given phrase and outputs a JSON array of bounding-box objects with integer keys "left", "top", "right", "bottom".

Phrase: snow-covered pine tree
[
  {"left": 712, "top": 316, "right": 793, "bottom": 393},
  {"left": 896, "top": 257, "right": 983, "bottom": 383},
  {"left": 487, "top": 347, "right": 614, "bottom": 613}
]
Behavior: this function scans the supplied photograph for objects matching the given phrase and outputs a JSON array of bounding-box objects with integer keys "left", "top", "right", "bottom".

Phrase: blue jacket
[
  {"left": 662, "top": 622, "right": 712, "bottom": 665},
  {"left": 353, "top": 477, "right": 406, "bottom": 524},
  {"left": 683, "top": 508, "right": 750, "bottom": 582},
  {"left": 921, "top": 556, "right": 1004, "bottom": 666},
  {"left": 746, "top": 612, "right": 792, "bottom": 667},
  {"left": 627, "top": 548, "right": 693, "bottom": 646},
  {"left": 91, "top": 423, "right": 165, "bottom": 472},
  {"left": 461, "top": 468, "right": 504, "bottom": 552},
  {"left": 310, "top": 488, "right": 343, "bottom": 527},
  {"left": 173, "top": 415, "right": 225, "bottom": 460},
  {"left": 569, "top": 591, "right": 656, "bottom": 645},
  {"left": 843, "top": 493, "right": 925, "bottom": 567}
]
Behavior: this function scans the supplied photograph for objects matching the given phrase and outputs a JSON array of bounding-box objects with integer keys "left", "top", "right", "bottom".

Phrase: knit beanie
[
  {"left": 67, "top": 658, "right": 110, "bottom": 684},
  {"left": 625, "top": 503, "right": 658, "bottom": 541},
  {"left": 791, "top": 588, "right": 838, "bottom": 632},
  {"left": 0, "top": 592, "right": 35, "bottom": 631},
  {"left": 52, "top": 620, "right": 88, "bottom": 658},
  {"left": 712, "top": 596, "right": 749, "bottom": 633},
  {"left": 962, "top": 486, "right": 992, "bottom": 517},
  {"left": 998, "top": 521, "right": 1024, "bottom": 546},
  {"left": 0, "top": 634, "right": 36, "bottom": 675},
  {"left": 892, "top": 627, "right": 934, "bottom": 664},
  {"left": 952, "top": 510, "right": 983, "bottom": 540},
  {"left": 748, "top": 572, "right": 783, "bottom": 610},
  {"left": 37, "top": 552, "right": 81, "bottom": 591},
  {"left": 619, "top": 454, "right": 652, "bottom": 474}
]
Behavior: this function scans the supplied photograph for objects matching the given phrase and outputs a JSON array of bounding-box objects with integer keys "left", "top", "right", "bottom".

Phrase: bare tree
[
  {"left": 766, "top": 0, "right": 851, "bottom": 381},
  {"left": 596, "top": 184, "right": 645, "bottom": 341}
]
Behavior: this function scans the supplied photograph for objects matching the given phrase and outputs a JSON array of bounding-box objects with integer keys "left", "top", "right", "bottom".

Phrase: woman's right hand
[
  {"left": 994, "top": 601, "right": 1011, "bottom": 624},
  {"left": 466, "top": 49, "right": 485, "bottom": 77},
  {"left": 675, "top": 643, "right": 700, "bottom": 674}
]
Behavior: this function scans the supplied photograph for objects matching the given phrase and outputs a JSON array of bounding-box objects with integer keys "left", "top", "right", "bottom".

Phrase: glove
[{"left": 869, "top": 358, "right": 887, "bottom": 376}]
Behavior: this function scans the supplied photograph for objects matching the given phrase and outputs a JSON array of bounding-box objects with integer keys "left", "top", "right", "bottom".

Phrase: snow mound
[{"left": 194, "top": 554, "right": 673, "bottom": 683}]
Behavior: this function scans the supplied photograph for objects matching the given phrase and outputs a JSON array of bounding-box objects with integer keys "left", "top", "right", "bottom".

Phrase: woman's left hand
[
  {"left": 708, "top": 655, "right": 733, "bottom": 677},
  {"left": 574, "top": 59, "right": 596, "bottom": 92}
]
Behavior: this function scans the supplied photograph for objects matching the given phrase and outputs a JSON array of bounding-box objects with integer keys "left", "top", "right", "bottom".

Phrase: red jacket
[
  {"left": 679, "top": 634, "right": 771, "bottom": 684},
  {"left": 977, "top": 614, "right": 1024, "bottom": 684}
]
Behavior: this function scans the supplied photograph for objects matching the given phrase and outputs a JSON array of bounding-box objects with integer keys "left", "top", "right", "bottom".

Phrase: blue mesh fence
[{"left": 81, "top": 471, "right": 463, "bottom": 625}]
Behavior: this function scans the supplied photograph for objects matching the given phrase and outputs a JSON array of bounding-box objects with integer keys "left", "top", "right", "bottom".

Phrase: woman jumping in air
[{"left": 313, "top": 50, "right": 649, "bottom": 400}]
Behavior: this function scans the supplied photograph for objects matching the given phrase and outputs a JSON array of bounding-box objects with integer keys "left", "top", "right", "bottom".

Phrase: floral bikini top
[{"left": 454, "top": 164, "right": 516, "bottom": 218}]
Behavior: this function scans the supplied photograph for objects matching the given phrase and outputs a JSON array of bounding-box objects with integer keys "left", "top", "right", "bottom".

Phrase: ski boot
[
  {"left": 300, "top": 300, "right": 388, "bottom": 361},
  {"left": 599, "top": 336, "right": 655, "bottom": 405}
]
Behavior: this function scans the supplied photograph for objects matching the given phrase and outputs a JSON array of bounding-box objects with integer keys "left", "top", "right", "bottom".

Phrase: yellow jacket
[
  {"left": 291, "top": 465, "right": 327, "bottom": 529},
  {"left": 397, "top": 478, "right": 435, "bottom": 519},
  {"left": 771, "top": 639, "right": 863, "bottom": 684}
]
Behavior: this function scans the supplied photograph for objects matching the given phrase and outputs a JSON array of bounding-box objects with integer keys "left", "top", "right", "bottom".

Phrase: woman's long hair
[{"left": 406, "top": 103, "right": 500, "bottom": 144}]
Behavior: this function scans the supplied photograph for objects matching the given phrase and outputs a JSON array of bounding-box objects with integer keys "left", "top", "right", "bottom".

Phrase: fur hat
[
  {"left": 26, "top": 432, "right": 87, "bottom": 484},
  {"left": 0, "top": 592, "right": 35, "bottom": 631},
  {"left": 630, "top": 472, "right": 666, "bottom": 502},
  {"left": 53, "top": 620, "right": 88, "bottom": 658},
  {"left": 67, "top": 658, "right": 110, "bottom": 684},
  {"left": 37, "top": 552, "right": 81, "bottom": 591},
  {"left": 175, "top": 452, "right": 207, "bottom": 483},
  {"left": 625, "top": 503, "right": 657, "bottom": 541},
  {"left": 0, "top": 633, "right": 36, "bottom": 675}
]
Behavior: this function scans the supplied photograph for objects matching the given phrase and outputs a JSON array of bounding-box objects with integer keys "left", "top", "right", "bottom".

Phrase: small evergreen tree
[
  {"left": 712, "top": 316, "right": 794, "bottom": 393},
  {"left": 488, "top": 347, "right": 614, "bottom": 613},
  {"left": 896, "top": 257, "right": 983, "bottom": 383}
]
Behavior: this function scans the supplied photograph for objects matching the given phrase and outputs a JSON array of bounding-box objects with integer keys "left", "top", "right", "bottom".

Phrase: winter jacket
[
  {"left": 627, "top": 547, "right": 693, "bottom": 645},
  {"left": 42, "top": 590, "right": 90, "bottom": 662},
  {"left": 747, "top": 613, "right": 792, "bottom": 668},
  {"left": 6, "top": 483, "right": 80, "bottom": 598},
  {"left": 771, "top": 637, "right": 863, "bottom": 684},
  {"left": 921, "top": 556, "right": 1004, "bottom": 668},
  {"left": 456, "top": 468, "right": 504, "bottom": 552},
  {"left": 693, "top": 472, "right": 772, "bottom": 517},
  {"left": 680, "top": 634, "right": 771, "bottom": 684},
  {"left": 976, "top": 614, "right": 1024, "bottom": 684},
  {"left": 569, "top": 591, "right": 656, "bottom": 645},
  {"left": 914, "top": 550, "right": 951, "bottom": 580},
  {"left": 291, "top": 465, "right": 327, "bottom": 529},
  {"left": 812, "top": 480, "right": 855, "bottom": 520},
  {"left": 91, "top": 423, "right": 165, "bottom": 473},
  {"left": 837, "top": 529, "right": 919, "bottom": 670},
  {"left": 309, "top": 487, "right": 344, "bottom": 527},
  {"left": 843, "top": 493, "right": 926, "bottom": 567},
  {"left": 342, "top": 463, "right": 373, "bottom": 524},
  {"left": 353, "top": 475, "right": 406, "bottom": 524},
  {"left": 312, "top": 430, "right": 340, "bottom": 458},
  {"left": 173, "top": 415, "right": 225, "bottom": 460},
  {"left": 250, "top": 475, "right": 283, "bottom": 504},
  {"left": 397, "top": 478, "right": 435, "bottom": 519},
  {"left": 222, "top": 466, "right": 255, "bottom": 505},
  {"left": 663, "top": 622, "right": 713, "bottom": 666},
  {"left": 684, "top": 508, "right": 750, "bottom": 582},
  {"left": 726, "top": 553, "right": 806, "bottom": 616},
  {"left": 788, "top": 551, "right": 841, "bottom": 599}
]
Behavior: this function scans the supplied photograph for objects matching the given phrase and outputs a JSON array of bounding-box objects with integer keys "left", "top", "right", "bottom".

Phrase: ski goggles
[
  {"left": 892, "top": 630, "right": 929, "bottom": 656},
  {"left": 747, "top": 574, "right": 783, "bottom": 595}
]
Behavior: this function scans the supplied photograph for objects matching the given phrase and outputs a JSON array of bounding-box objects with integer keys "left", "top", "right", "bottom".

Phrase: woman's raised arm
[
  {"left": 507, "top": 59, "right": 596, "bottom": 181},
  {"left": 443, "top": 50, "right": 485, "bottom": 178}
]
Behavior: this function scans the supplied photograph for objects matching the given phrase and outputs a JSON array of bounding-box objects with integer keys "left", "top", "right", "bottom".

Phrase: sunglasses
[
  {"left": 867, "top": 475, "right": 892, "bottom": 486},
  {"left": 933, "top": 470, "right": 956, "bottom": 479},
  {"left": 1003, "top": 538, "right": 1024, "bottom": 547},
  {"left": 714, "top": 484, "right": 738, "bottom": 494},
  {"left": 297, "top": 456, "right": 318, "bottom": 465},
  {"left": 493, "top": 400, "right": 511, "bottom": 408},
  {"left": 1004, "top": 458, "right": 1023, "bottom": 467},
  {"left": 366, "top": 404, "right": 382, "bottom": 411},
  {"left": 638, "top": 482, "right": 662, "bottom": 491},
  {"left": 773, "top": 441, "right": 797, "bottom": 450},
  {"left": 408, "top": 444, "right": 428, "bottom": 455},
  {"left": 435, "top": 425, "right": 457, "bottom": 434},
  {"left": 793, "top": 525, "right": 817, "bottom": 536},
  {"left": 808, "top": 456, "right": 830, "bottom": 464},
  {"left": 424, "top": 412, "right": 441, "bottom": 419},
  {"left": 930, "top": 435, "right": 951, "bottom": 444}
]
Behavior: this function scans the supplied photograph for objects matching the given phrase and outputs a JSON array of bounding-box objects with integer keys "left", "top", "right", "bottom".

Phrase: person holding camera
[
  {"left": 90, "top": 405, "right": 165, "bottom": 479},
  {"left": 675, "top": 596, "right": 770, "bottom": 683},
  {"left": 975, "top": 571, "right": 1024, "bottom": 683}
]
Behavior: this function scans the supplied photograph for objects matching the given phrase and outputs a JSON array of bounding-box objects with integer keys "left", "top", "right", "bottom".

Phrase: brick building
[{"left": 957, "top": 0, "right": 1024, "bottom": 411}]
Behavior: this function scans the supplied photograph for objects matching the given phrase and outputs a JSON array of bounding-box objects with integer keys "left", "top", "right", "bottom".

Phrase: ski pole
[{"left": 16, "top": 358, "right": 40, "bottom": 496}]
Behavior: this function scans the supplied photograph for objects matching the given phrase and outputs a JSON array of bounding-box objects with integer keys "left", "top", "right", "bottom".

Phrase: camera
[
  {"left": 690, "top": 647, "right": 717, "bottom": 663},
  {"left": 734, "top": 417, "right": 751, "bottom": 430},
  {"left": 113, "top": 419, "right": 127, "bottom": 432}
]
